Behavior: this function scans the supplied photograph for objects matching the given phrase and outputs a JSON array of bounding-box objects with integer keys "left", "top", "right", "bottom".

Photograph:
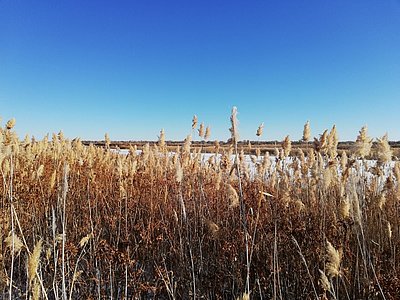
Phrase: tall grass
[{"left": 0, "top": 110, "right": 399, "bottom": 299}]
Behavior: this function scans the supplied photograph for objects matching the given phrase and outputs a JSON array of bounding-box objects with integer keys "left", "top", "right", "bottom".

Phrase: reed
[{"left": 0, "top": 112, "right": 398, "bottom": 299}]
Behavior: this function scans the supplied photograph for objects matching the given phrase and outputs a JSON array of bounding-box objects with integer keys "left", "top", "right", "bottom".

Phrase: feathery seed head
[
  {"left": 105, "top": 133, "right": 110, "bottom": 149},
  {"left": 176, "top": 160, "right": 183, "bottom": 183},
  {"left": 28, "top": 240, "right": 42, "bottom": 284},
  {"left": 375, "top": 133, "right": 392, "bottom": 165},
  {"left": 227, "top": 184, "right": 239, "bottom": 208},
  {"left": 192, "top": 115, "right": 198, "bottom": 130},
  {"left": 340, "top": 196, "right": 350, "bottom": 219},
  {"left": 353, "top": 125, "right": 373, "bottom": 158},
  {"left": 319, "top": 269, "right": 331, "bottom": 292},
  {"left": 256, "top": 122, "right": 264, "bottom": 137},
  {"left": 158, "top": 129, "right": 166, "bottom": 148},
  {"left": 5, "top": 232, "right": 24, "bottom": 255},
  {"left": 302, "top": 121, "right": 311, "bottom": 142},
  {"left": 229, "top": 106, "right": 239, "bottom": 143},
  {"left": 205, "top": 220, "right": 220, "bottom": 238},
  {"left": 204, "top": 126, "right": 211, "bottom": 140},
  {"left": 198, "top": 122, "right": 205, "bottom": 138},
  {"left": 79, "top": 233, "right": 93, "bottom": 248},
  {"left": 282, "top": 135, "right": 292, "bottom": 157},
  {"left": 326, "top": 240, "right": 341, "bottom": 278},
  {"left": 328, "top": 125, "right": 339, "bottom": 159},
  {"left": 6, "top": 118, "right": 16, "bottom": 130}
]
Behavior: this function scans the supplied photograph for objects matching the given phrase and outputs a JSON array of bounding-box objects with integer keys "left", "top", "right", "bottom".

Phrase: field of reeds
[{"left": 0, "top": 108, "right": 399, "bottom": 299}]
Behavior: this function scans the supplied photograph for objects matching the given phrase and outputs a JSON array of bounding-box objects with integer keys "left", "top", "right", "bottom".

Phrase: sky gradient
[{"left": 1, "top": 0, "right": 399, "bottom": 141}]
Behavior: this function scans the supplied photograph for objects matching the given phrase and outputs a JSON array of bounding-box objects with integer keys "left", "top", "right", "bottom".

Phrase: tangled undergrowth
[{"left": 0, "top": 109, "right": 399, "bottom": 299}]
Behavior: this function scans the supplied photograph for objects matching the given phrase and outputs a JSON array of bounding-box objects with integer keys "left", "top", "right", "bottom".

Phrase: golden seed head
[
  {"left": 198, "top": 122, "right": 205, "bottom": 138},
  {"left": 204, "top": 126, "right": 211, "bottom": 140},
  {"left": 205, "top": 220, "right": 220, "bottom": 238},
  {"left": 353, "top": 125, "right": 372, "bottom": 158},
  {"left": 326, "top": 240, "right": 341, "bottom": 278},
  {"left": 5, "top": 232, "right": 24, "bottom": 255},
  {"left": 328, "top": 125, "right": 339, "bottom": 159},
  {"left": 176, "top": 161, "right": 183, "bottom": 183},
  {"left": 105, "top": 133, "right": 110, "bottom": 148},
  {"left": 79, "top": 233, "right": 93, "bottom": 248},
  {"left": 375, "top": 133, "right": 392, "bottom": 165},
  {"left": 340, "top": 196, "right": 350, "bottom": 219},
  {"left": 28, "top": 240, "right": 42, "bottom": 284},
  {"left": 256, "top": 122, "right": 264, "bottom": 137},
  {"left": 319, "top": 269, "right": 331, "bottom": 291},
  {"left": 229, "top": 106, "right": 239, "bottom": 143},
  {"left": 302, "top": 120, "right": 311, "bottom": 142},
  {"left": 6, "top": 118, "right": 16, "bottom": 130},
  {"left": 192, "top": 115, "right": 198, "bottom": 130},
  {"left": 227, "top": 184, "right": 239, "bottom": 208},
  {"left": 32, "top": 278, "right": 41, "bottom": 300},
  {"left": 282, "top": 135, "right": 292, "bottom": 157},
  {"left": 158, "top": 129, "right": 166, "bottom": 148}
]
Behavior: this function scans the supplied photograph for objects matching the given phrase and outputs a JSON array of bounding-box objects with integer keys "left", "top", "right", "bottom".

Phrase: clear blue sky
[{"left": 1, "top": 0, "right": 399, "bottom": 141}]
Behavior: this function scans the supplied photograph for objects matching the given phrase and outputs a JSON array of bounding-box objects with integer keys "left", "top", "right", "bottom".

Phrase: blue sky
[{"left": 1, "top": 1, "right": 399, "bottom": 141}]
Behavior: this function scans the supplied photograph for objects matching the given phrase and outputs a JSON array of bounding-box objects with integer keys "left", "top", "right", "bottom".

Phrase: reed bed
[{"left": 0, "top": 110, "right": 399, "bottom": 299}]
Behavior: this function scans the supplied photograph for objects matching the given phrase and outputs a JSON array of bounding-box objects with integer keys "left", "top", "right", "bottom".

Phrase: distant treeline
[{"left": 82, "top": 140, "right": 400, "bottom": 150}]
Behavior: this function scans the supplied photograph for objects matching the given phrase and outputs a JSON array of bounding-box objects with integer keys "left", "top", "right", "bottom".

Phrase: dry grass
[{"left": 0, "top": 112, "right": 400, "bottom": 299}]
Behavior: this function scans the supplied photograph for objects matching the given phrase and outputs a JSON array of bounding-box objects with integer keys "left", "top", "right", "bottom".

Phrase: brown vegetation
[{"left": 0, "top": 112, "right": 400, "bottom": 299}]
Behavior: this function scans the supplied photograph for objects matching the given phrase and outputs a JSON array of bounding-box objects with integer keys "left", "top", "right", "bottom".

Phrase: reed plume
[
  {"left": 229, "top": 106, "right": 239, "bottom": 143},
  {"left": 227, "top": 184, "right": 239, "bottom": 208},
  {"left": 6, "top": 118, "right": 16, "bottom": 130},
  {"left": 158, "top": 129, "right": 166, "bottom": 149},
  {"left": 28, "top": 240, "right": 42, "bottom": 284},
  {"left": 375, "top": 133, "right": 392, "bottom": 165},
  {"left": 204, "top": 126, "right": 211, "bottom": 140},
  {"left": 353, "top": 125, "right": 372, "bottom": 158},
  {"left": 302, "top": 120, "right": 311, "bottom": 142},
  {"left": 192, "top": 115, "right": 198, "bottom": 130},
  {"left": 256, "top": 122, "right": 264, "bottom": 137},
  {"left": 282, "top": 135, "right": 291, "bottom": 157},
  {"left": 198, "top": 122, "right": 205, "bottom": 138},
  {"left": 325, "top": 240, "right": 341, "bottom": 278}
]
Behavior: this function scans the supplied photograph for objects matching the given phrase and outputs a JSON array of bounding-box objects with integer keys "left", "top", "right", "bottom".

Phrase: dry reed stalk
[{"left": 387, "top": 221, "right": 392, "bottom": 240}]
